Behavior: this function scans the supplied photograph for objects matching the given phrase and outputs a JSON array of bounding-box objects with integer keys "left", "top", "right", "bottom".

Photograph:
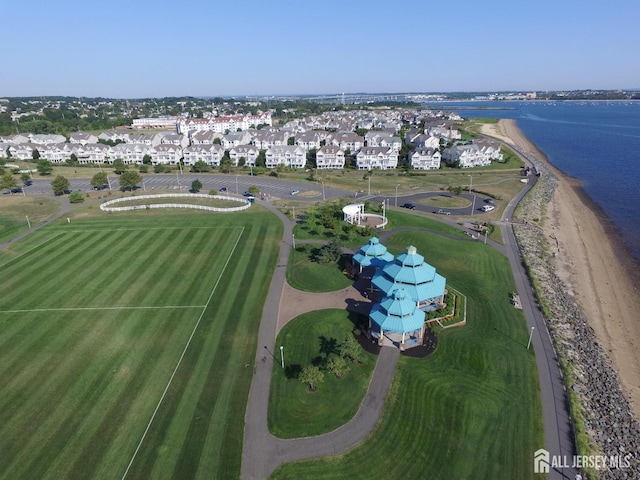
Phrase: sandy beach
[{"left": 482, "top": 120, "right": 640, "bottom": 420}]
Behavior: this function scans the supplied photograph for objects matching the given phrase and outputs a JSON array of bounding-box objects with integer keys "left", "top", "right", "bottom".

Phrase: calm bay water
[{"left": 431, "top": 101, "right": 640, "bottom": 261}]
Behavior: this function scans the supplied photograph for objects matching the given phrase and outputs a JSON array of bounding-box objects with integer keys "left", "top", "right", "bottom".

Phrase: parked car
[
  {"left": 485, "top": 198, "right": 495, "bottom": 205},
  {"left": 290, "top": 190, "right": 300, "bottom": 195},
  {"left": 401, "top": 202, "right": 416, "bottom": 210},
  {"left": 435, "top": 209, "right": 451, "bottom": 215},
  {"left": 219, "top": 187, "right": 228, "bottom": 192},
  {"left": 242, "top": 191, "right": 252, "bottom": 197},
  {"left": 481, "top": 205, "right": 495, "bottom": 212}
]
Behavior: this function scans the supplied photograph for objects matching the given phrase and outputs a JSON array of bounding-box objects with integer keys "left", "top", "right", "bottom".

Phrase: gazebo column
[{"left": 379, "top": 327, "right": 384, "bottom": 346}]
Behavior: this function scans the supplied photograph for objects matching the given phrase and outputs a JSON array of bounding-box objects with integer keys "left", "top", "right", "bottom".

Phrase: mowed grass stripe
[
  {"left": 6, "top": 313, "right": 175, "bottom": 480},
  {"left": 58, "top": 311, "right": 200, "bottom": 480},
  {"left": 0, "top": 315, "right": 95, "bottom": 414},
  {"left": 117, "top": 227, "right": 249, "bottom": 479},
  {"left": 0, "top": 232, "right": 95, "bottom": 309},
  {"left": 0, "top": 313, "right": 131, "bottom": 471},
  {"left": 200, "top": 221, "right": 281, "bottom": 479},
  {"left": 169, "top": 222, "right": 273, "bottom": 479},
  {"left": 54, "top": 229, "right": 158, "bottom": 308}
]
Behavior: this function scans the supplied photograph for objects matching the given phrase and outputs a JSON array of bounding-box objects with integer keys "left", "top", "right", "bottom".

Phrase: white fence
[{"left": 100, "top": 193, "right": 251, "bottom": 213}]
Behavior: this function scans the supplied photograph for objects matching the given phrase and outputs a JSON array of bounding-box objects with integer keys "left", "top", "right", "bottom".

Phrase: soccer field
[{"left": 0, "top": 210, "right": 282, "bottom": 479}]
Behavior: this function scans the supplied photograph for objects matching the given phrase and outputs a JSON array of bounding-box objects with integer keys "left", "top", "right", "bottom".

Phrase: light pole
[
  {"left": 469, "top": 174, "right": 475, "bottom": 216},
  {"left": 527, "top": 326, "right": 535, "bottom": 350},
  {"left": 235, "top": 175, "right": 239, "bottom": 195},
  {"left": 280, "top": 346, "right": 285, "bottom": 369},
  {"left": 292, "top": 233, "right": 295, "bottom": 249},
  {"left": 320, "top": 179, "right": 325, "bottom": 200},
  {"left": 368, "top": 175, "right": 371, "bottom": 195},
  {"left": 26, "top": 215, "right": 31, "bottom": 229},
  {"left": 395, "top": 184, "right": 400, "bottom": 207}
]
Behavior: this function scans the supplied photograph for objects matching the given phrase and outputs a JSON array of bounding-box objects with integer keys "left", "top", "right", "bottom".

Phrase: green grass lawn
[
  {"left": 286, "top": 244, "right": 352, "bottom": 292},
  {"left": 268, "top": 309, "right": 377, "bottom": 438},
  {"left": 0, "top": 207, "right": 282, "bottom": 480},
  {"left": 0, "top": 196, "right": 59, "bottom": 243},
  {"left": 270, "top": 230, "right": 543, "bottom": 480}
]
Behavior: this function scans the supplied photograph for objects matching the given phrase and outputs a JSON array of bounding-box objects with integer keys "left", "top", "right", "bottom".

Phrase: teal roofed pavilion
[
  {"left": 372, "top": 245, "right": 446, "bottom": 310},
  {"left": 352, "top": 237, "right": 394, "bottom": 273},
  {"left": 369, "top": 289, "right": 426, "bottom": 350}
]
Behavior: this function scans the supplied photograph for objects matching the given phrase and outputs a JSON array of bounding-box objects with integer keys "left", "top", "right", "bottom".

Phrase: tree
[
  {"left": 220, "top": 155, "right": 232, "bottom": 173},
  {"left": 326, "top": 355, "right": 349, "bottom": 378},
  {"left": 191, "top": 160, "right": 210, "bottom": 173},
  {"left": 314, "top": 238, "right": 342, "bottom": 263},
  {"left": 299, "top": 366, "right": 324, "bottom": 392},
  {"left": 113, "top": 158, "right": 127, "bottom": 174},
  {"left": 21, "top": 172, "right": 31, "bottom": 186},
  {"left": 339, "top": 334, "right": 363, "bottom": 364},
  {"left": 68, "top": 153, "right": 78, "bottom": 166},
  {"left": 119, "top": 170, "right": 142, "bottom": 190},
  {"left": 256, "top": 149, "right": 266, "bottom": 167},
  {"left": 213, "top": 137, "right": 222, "bottom": 145},
  {"left": 51, "top": 175, "right": 70, "bottom": 195},
  {"left": 90, "top": 171, "right": 108, "bottom": 189},
  {"left": 69, "top": 191, "right": 84, "bottom": 203},
  {"left": 191, "top": 179, "right": 202, "bottom": 192},
  {"left": 0, "top": 172, "right": 18, "bottom": 193},
  {"left": 32, "top": 148, "right": 40, "bottom": 160},
  {"left": 5, "top": 146, "right": 11, "bottom": 158},
  {"left": 142, "top": 154, "right": 152, "bottom": 165},
  {"left": 36, "top": 159, "right": 53, "bottom": 176},
  {"left": 248, "top": 185, "right": 260, "bottom": 195},
  {"left": 287, "top": 136, "right": 295, "bottom": 145}
]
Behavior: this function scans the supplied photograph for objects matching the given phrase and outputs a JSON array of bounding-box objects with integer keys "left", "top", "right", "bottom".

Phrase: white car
[
  {"left": 481, "top": 205, "right": 495, "bottom": 212},
  {"left": 290, "top": 190, "right": 300, "bottom": 195}
]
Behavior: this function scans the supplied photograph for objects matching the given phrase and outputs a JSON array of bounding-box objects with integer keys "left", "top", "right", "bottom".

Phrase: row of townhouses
[{"left": 1, "top": 108, "right": 501, "bottom": 170}]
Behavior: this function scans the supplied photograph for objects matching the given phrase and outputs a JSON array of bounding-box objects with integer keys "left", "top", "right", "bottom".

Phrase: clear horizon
[{"left": 3, "top": 0, "right": 639, "bottom": 98}]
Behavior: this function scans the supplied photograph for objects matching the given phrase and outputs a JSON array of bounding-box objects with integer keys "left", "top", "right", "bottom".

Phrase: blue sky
[{"left": 2, "top": 0, "right": 639, "bottom": 98}]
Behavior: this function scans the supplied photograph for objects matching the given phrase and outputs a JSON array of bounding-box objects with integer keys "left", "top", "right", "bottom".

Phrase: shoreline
[{"left": 483, "top": 119, "right": 640, "bottom": 419}]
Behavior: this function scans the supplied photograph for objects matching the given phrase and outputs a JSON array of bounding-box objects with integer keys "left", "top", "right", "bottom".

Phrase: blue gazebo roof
[
  {"left": 352, "top": 237, "right": 394, "bottom": 268},
  {"left": 371, "top": 245, "right": 446, "bottom": 304},
  {"left": 369, "top": 289, "right": 426, "bottom": 333}
]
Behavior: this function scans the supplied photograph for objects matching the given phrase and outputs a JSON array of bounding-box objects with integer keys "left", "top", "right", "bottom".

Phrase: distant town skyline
[{"left": 3, "top": 0, "right": 639, "bottom": 98}]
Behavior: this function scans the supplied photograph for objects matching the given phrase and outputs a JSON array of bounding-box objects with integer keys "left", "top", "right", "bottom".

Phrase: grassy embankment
[{"left": 0, "top": 206, "right": 281, "bottom": 480}]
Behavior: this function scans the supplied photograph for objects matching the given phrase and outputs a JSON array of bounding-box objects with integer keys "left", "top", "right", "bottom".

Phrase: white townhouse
[
  {"left": 473, "top": 139, "right": 503, "bottom": 161},
  {"left": 222, "top": 132, "right": 252, "bottom": 150},
  {"left": 29, "top": 134, "right": 66, "bottom": 145},
  {"left": 8, "top": 143, "right": 36, "bottom": 160},
  {"left": 410, "top": 148, "right": 441, "bottom": 170},
  {"left": 427, "top": 125, "right": 461, "bottom": 140},
  {"left": 356, "top": 147, "right": 398, "bottom": 170},
  {"left": 265, "top": 146, "right": 306, "bottom": 169},
  {"left": 229, "top": 145, "right": 259, "bottom": 167},
  {"left": 365, "top": 131, "right": 400, "bottom": 149},
  {"left": 125, "top": 133, "right": 162, "bottom": 146},
  {"left": 252, "top": 129, "right": 289, "bottom": 150},
  {"left": 76, "top": 143, "right": 111, "bottom": 164},
  {"left": 409, "top": 134, "right": 441, "bottom": 149},
  {"left": 182, "top": 144, "right": 224, "bottom": 167},
  {"left": 38, "top": 143, "right": 69, "bottom": 163},
  {"left": 178, "top": 112, "right": 272, "bottom": 135},
  {"left": 328, "top": 132, "right": 365, "bottom": 152},
  {"left": 131, "top": 116, "right": 179, "bottom": 130},
  {"left": 442, "top": 145, "right": 491, "bottom": 168},
  {"left": 98, "top": 130, "right": 127, "bottom": 143},
  {"left": 190, "top": 131, "right": 222, "bottom": 145},
  {"left": 295, "top": 131, "right": 321, "bottom": 151},
  {"left": 111, "top": 143, "right": 152, "bottom": 165},
  {"left": 69, "top": 132, "right": 99, "bottom": 145},
  {"left": 1, "top": 133, "right": 30, "bottom": 145},
  {"left": 315, "top": 145, "right": 345, "bottom": 169},
  {"left": 160, "top": 133, "right": 189, "bottom": 149},
  {"left": 150, "top": 144, "right": 183, "bottom": 165}
]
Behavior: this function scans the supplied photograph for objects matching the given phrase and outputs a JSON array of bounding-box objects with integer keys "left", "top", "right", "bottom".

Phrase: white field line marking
[
  {"left": 0, "top": 233, "right": 64, "bottom": 270},
  {"left": 120, "top": 226, "right": 245, "bottom": 480},
  {"left": 59, "top": 226, "right": 243, "bottom": 233},
  {"left": 0, "top": 305, "right": 205, "bottom": 314}
]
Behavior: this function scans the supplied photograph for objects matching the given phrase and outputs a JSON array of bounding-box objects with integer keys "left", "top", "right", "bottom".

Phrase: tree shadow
[
  {"left": 285, "top": 363, "right": 302, "bottom": 379},
  {"left": 319, "top": 335, "right": 339, "bottom": 356}
]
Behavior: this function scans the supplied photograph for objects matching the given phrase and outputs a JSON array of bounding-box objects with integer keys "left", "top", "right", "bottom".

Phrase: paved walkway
[{"left": 241, "top": 202, "right": 401, "bottom": 480}]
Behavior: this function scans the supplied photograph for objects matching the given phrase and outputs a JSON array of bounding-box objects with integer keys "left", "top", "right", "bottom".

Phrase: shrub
[{"left": 69, "top": 191, "right": 84, "bottom": 203}]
